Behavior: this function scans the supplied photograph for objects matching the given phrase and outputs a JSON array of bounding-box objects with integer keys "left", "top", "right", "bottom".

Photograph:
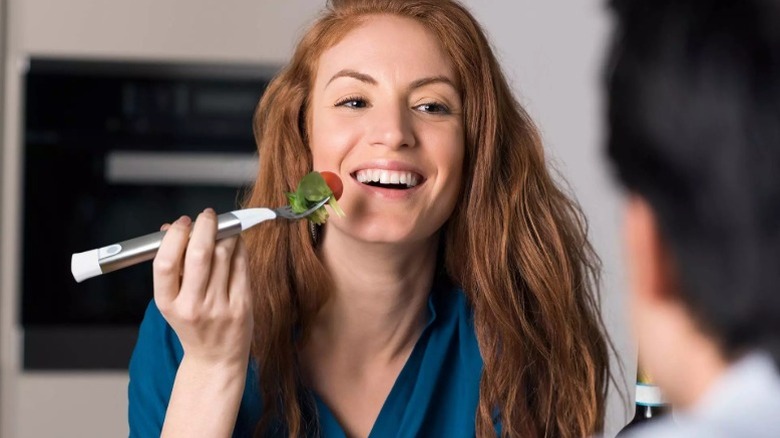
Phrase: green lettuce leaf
[{"left": 286, "top": 171, "right": 345, "bottom": 225}]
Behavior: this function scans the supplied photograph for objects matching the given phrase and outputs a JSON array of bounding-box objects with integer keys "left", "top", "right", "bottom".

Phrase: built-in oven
[{"left": 22, "top": 58, "right": 275, "bottom": 369}]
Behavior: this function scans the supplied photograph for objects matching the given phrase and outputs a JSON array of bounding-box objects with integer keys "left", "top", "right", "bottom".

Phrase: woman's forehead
[{"left": 314, "top": 15, "right": 457, "bottom": 88}]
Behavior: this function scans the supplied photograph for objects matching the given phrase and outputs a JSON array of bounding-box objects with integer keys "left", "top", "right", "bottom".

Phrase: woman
[{"left": 129, "top": 1, "right": 612, "bottom": 437}]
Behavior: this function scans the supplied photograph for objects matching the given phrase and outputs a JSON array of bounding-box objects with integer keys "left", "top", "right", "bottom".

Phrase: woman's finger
[
  {"left": 179, "top": 208, "right": 218, "bottom": 301},
  {"left": 153, "top": 215, "right": 191, "bottom": 306},
  {"left": 207, "top": 235, "right": 239, "bottom": 307},
  {"left": 228, "top": 237, "right": 251, "bottom": 308}
]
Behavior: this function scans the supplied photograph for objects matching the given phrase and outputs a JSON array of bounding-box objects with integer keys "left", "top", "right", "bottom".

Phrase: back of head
[{"left": 606, "top": 0, "right": 780, "bottom": 365}]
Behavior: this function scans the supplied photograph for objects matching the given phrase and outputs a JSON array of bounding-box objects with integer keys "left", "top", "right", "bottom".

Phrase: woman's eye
[
  {"left": 335, "top": 97, "right": 368, "bottom": 109},
  {"left": 415, "top": 102, "right": 450, "bottom": 114}
]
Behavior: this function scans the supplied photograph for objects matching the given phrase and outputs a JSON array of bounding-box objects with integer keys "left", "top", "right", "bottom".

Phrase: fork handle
[{"left": 71, "top": 212, "right": 244, "bottom": 282}]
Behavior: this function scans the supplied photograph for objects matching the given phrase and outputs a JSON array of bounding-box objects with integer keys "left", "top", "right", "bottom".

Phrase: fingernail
[
  {"left": 177, "top": 215, "right": 191, "bottom": 226},
  {"left": 203, "top": 207, "right": 215, "bottom": 215},
  {"left": 160, "top": 223, "right": 170, "bottom": 231}
]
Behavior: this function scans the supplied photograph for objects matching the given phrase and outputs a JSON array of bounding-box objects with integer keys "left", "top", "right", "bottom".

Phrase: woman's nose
[{"left": 366, "top": 103, "right": 416, "bottom": 150}]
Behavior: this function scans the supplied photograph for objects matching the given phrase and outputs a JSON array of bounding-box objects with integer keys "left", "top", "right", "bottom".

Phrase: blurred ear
[{"left": 624, "top": 195, "right": 679, "bottom": 305}]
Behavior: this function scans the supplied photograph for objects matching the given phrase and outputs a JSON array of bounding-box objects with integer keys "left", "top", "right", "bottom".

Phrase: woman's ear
[{"left": 624, "top": 195, "right": 680, "bottom": 306}]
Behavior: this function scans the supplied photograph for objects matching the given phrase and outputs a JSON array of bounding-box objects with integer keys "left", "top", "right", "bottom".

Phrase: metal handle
[{"left": 97, "top": 212, "right": 243, "bottom": 274}]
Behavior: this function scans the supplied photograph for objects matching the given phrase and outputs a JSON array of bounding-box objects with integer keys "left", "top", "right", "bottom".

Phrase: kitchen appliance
[{"left": 22, "top": 58, "right": 275, "bottom": 369}]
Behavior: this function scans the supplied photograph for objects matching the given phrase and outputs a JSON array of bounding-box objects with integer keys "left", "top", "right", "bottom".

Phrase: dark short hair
[{"left": 605, "top": 0, "right": 780, "bottom": 365}]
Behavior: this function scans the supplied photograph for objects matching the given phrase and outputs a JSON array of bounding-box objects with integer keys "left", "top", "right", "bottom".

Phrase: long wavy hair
[{"left": 242, "top": 0, "right": 612, "bottom": 436}]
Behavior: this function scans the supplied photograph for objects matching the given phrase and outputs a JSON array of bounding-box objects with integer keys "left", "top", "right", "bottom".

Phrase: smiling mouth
[{"left": 353, "top": 169, "right": 423, "bottom": 190}]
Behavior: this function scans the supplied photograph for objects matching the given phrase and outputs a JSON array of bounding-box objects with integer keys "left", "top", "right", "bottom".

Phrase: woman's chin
[{"left": 329, "top": 224, "right": 433, "bottom": 247}]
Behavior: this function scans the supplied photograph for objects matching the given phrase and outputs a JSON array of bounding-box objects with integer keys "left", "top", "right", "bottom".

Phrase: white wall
[
  {"left": 16, "top": 0, "right": 323, "bottom": 63},
  {"left": 0, "top": 1, "right": 632, "bottom": 437}
]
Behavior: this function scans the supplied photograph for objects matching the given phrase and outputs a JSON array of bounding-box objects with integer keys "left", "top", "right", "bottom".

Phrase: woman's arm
[
  {"left": 152, "top": 210, "right": 254, "bottom": 437},
  {"left": 162, "top": 357, "right": 248, "bottom": 437}
]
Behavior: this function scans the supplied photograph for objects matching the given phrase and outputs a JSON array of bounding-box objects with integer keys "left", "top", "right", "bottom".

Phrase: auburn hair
[{"left": 243, "top": 0, "right": 612, "bottom": 436}]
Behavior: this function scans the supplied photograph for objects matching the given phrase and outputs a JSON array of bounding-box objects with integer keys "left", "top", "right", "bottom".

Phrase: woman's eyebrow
[
  {"left": 325, "top": 70, "right": 457, "bottom": 92},
  {"left": 326, "top": 69, "right": 377, "bottom": 87},
  {"left": 409, "top": 76, "right": 457, "bottom": 91}
]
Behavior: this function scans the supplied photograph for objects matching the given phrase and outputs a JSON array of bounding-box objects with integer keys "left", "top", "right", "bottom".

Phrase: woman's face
[{"left": 309, "top": 15, "right": 465, "bottom": 245}]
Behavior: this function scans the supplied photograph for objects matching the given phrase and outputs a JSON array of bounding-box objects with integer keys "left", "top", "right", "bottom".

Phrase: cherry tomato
[{"left": 320, "top": 171, "right": 343, "bottom": 200}]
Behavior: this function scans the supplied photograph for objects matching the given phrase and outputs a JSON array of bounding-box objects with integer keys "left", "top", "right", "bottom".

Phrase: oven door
[
  {"left": 22, "top": 147, "right": 257, "bottom": 369},
  {"left": 21, "top": 58, "right": 270, "bottom": 370}
]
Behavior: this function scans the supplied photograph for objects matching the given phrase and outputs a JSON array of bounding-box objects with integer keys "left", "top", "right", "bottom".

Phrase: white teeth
[{"left": 355, "top": 169, "right": 421, "bottom": 188}]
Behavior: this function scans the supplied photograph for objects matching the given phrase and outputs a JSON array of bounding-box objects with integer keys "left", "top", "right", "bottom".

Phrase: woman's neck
[{"left": 308, "top": 229, "right": 439, "bottom": 364}]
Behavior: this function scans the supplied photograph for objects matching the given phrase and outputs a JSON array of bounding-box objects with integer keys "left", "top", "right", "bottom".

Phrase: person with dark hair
[
  {"left": 605, "top": 0, "right": 780, "bottom": 436},
  {"left": 128, "top": 1, "right": 614, "bottom": 437}
]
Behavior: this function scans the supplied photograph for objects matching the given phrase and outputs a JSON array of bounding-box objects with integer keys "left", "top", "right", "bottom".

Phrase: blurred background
[{"left": 0, "top": 1, "right": 632, "bottom": 436}]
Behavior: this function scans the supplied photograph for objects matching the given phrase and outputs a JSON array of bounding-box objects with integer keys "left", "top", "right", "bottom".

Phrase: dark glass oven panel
[
  {"left": 22, "top": 144, "right": 251, "bottom": 325},
  {"left": 24, "top": 61, "right": 268, "bottom": 151},
  {"left": 21, "top": 59, "right": 272, "bottom": 369}
]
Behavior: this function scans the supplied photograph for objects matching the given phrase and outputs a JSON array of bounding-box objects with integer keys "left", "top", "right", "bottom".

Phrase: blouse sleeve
[{"left": 127, "top": 300, "right": 184, "bottom": 438}]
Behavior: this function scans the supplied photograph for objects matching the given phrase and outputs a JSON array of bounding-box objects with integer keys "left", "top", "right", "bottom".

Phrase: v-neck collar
[{"left": 312, "top": 290, "right": 441, "bottom": 438}]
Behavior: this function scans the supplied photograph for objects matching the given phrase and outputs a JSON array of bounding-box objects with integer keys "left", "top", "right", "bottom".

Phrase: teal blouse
[{"left": 128, "top": 284, "right": 486, "bottom": 437}]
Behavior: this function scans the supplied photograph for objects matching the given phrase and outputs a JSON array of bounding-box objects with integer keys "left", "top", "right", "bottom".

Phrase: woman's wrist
[
  {"left": 175, "top": 354, "right": 248, "bottom": 403},
  {"left": 161, "top": 355, "right": 249, "bottom": 438},
  {"left": 180, "top": 352, "right": 250, "bottom": 375}
]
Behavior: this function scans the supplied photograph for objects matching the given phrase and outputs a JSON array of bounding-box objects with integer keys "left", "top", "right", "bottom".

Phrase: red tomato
[{"left": 320, "top": 171, "right": 343, "bottom": 200}]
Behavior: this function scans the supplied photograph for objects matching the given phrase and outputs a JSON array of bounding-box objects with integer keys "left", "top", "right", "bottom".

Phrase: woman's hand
[
  {"left": 153, "top": 209, "right": 253, "bottom": 367},
  {"left": 154, "top": 209, "right": 253, "bottom": 437}
]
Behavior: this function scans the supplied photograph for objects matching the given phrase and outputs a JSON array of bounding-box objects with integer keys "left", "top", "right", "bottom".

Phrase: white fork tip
[{"left": 229, "top": 208, "right": 278, "bottom": 230}]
